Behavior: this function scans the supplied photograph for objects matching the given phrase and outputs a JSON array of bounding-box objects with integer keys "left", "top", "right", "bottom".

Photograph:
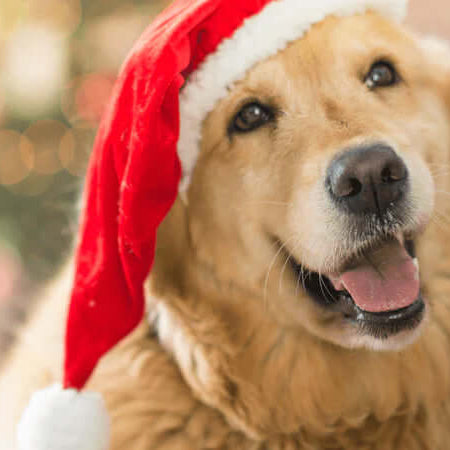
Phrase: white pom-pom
[{"left": 17, "top": 384, "right": 110, "bottom": 450}]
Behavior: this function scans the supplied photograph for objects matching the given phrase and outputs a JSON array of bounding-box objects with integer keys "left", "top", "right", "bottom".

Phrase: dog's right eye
[
  {"left": 230, "top": 102, "right": 274, "bottom": 134},
  {"left": 364, "top": 61, "right": 399, "bottom": 89}
]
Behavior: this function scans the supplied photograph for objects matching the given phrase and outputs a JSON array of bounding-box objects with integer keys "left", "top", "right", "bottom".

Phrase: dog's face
[{"left": 186, "top": 12, "right": 450, "bottom": 351}]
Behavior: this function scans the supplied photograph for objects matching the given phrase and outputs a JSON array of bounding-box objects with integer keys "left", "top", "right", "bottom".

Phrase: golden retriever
[{"left": 2, "top": 11, "right": 450, "bottom": 450}]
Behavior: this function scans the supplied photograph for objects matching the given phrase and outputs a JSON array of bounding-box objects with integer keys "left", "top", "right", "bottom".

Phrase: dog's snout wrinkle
[{"left": 326, "top": 144, "right": 409, "bottom": 215}]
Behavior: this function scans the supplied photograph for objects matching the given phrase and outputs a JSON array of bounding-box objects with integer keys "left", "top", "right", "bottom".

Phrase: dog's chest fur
[{"left": 89, "top": 296, "right": 450, "bottom": 450}]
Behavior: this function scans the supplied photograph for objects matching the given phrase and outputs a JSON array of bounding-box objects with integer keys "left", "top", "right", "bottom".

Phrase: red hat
[{"left": 18, "top": 0, "right": 408, "bottom": 448}]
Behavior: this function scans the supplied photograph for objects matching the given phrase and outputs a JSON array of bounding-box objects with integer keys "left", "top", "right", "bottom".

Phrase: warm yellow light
[
  {"left": 0, "top": 2, "right": 28, "bottom": 40},
  {"left": 28, "top": 0, "right": 82, "bottom": 36},
  {"left": 1, "top": 25, "right": 69, "bottom": 119},
  {"left": 24, "top": 120, "right": 68, "bottom": 175},
  {"left": 59, "top": 127, "right": 95, "bottom": 177},
  {"left": 0, "top": 130, "right": 34, "bottom": 185}
]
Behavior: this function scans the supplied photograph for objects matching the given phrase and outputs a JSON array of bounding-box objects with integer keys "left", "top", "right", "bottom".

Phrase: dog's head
[{"left": 164, "top": 12, "right": 450, "bottom": 352}]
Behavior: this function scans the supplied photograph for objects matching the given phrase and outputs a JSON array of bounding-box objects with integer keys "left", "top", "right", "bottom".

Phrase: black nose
[{"left": 326, "top": 144, "right": 408, "bottom": 215}]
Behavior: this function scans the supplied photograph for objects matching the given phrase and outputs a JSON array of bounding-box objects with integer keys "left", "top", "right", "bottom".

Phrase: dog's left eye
[
  {"left": 365, "top": 61, "right": 399, "bottom": 89},
  {"left": 230, "top": 102, "right": 274, "bottom": 134}
]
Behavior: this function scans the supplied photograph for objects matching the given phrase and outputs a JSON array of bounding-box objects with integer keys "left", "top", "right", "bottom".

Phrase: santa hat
[{"left": 17, "top": 0, "right": 408, "bottom": 448}]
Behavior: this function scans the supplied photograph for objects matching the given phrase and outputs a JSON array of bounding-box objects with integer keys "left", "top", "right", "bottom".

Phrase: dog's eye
[
  {"left": 365, "top": 61, "right": 399, "bottom": 89},
  {"left": 231, "top": 102, "right": 274, "bottom": 134}
]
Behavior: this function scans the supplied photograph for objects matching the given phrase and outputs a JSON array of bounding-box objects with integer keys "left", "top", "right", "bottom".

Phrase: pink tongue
[{"left": 332, "top": 241, "right": 419, "bottom": 313}]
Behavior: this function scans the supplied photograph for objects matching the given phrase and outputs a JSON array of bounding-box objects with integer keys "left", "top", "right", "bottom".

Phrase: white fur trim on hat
[
  {"left": 17, "top": 384, "right": 110, "bottom": 450},
  {"left": 178, "top": 0, "right": 408, "bottom": 191}
]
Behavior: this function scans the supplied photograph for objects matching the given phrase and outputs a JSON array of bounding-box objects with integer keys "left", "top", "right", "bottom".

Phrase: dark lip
[
  {"left": 333, "top": 294, "right": 425, "bottom": 340},
  {"left": 289, "top": 239, "right": 425, "bottom": 339}
]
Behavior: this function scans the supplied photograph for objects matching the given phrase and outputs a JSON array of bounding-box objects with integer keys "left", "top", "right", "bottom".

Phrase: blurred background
[
  {"left": 0, "top": 0, "right": 170, "bottom": 355},
  {"left": 0, "top": 0, "right": 448, "bottom": 353}
]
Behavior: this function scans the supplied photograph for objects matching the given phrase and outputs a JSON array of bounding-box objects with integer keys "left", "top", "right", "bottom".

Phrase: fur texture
[{"left": 2, "top": 12, "right": 450, "bottom": 450}]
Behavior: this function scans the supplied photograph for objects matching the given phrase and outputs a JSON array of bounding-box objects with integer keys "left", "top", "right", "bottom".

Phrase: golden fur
[{"left": 2, "top": 12, "right": 450, "bottom": 449}]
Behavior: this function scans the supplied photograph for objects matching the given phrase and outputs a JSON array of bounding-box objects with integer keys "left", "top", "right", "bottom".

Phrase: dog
[{"left": 2, "top": 10, "right": 450, "bottom": 450}]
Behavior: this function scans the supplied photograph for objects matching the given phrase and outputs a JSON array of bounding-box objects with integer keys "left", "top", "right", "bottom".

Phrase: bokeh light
[
  {"left": 76, "top": 9, "right": 151, "bottom": 73},
  {"left": 0, "top": 2, "right": 28, "bottom": 41},
  {"left": 0, "top": 130, "right": 34, "bottom": 185},
  {"left": 59, "top": 127, "right": 95, "bottom": 177},
  {"left": 0, "top": 241, "right": 22, "bottom": 304},
  {"left": 23, "top": 120, "right": 68, "bottom": 175},
  {"left": 75, "top": 74, "right": 115, "bottom": 125},
  {"left": 61, "top": 74, "right": 115, "bottom": 127},
  {"left": 0, "top": 0, "right": 172, "bottom": 354},
  {"left": 28, "top": 0, "right": 82, "bottom": 36},
  {"left": 1, "top": 25, "right": 69, "bottom": 118}
]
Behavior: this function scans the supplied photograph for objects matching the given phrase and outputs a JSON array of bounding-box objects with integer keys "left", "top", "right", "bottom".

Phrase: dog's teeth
[{"left": 413, "top": 258, "right": 420, "bottom": 271}]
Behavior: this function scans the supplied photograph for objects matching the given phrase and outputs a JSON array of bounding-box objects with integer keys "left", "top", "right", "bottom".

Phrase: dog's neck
[{"left": 149, "top": 199, "right": 450, "bottom": 440}]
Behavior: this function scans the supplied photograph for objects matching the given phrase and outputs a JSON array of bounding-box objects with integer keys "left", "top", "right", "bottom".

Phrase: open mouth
[{"left": 290, "top": 237, "right": 425, "bottom": 339}]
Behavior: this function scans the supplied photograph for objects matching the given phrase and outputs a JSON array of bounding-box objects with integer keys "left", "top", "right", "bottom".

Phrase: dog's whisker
[
  {"left": 434, "top": 206, "right": 450, "bottom": 219},
  {"left": 435, "top": 190, "right": 450, "bottom": 197},
  {"left": 248, "top": 201, "right": 292, "bottom": 206},
  {"left": 428, "top": 162, "right": 450, "bottom": 168},
  {"left": 279, "top": 238, "right": 306, "bottom": 295},
  {"left": 318, "top": 271, "right": 335, "bottom": 303},
  {"left": 294, "top": 265, "right": 304, "bottom": 296},
  {"left": 278, "top": 252, "right": 292, "bottom": 295},
  {"left": 431, "top": 170, "right": 450, "bottom": 178},
  {"left": 264, "top": 235, "right": 298, "bottom": 311},
  {"left": 433, "top": 209, "right": 450, "bottom": 226},
  {"left": 234, "top": 200, "right": 294, "bottom": 213},
  {"left": 431, "top": 214, "right": 449, "bottom": 231},
  {"left": 318, "top": 273, "right": 327, "bottom": 301},
  {"left": 294, "top": 247, "right": 309, "bottom": 297}
]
